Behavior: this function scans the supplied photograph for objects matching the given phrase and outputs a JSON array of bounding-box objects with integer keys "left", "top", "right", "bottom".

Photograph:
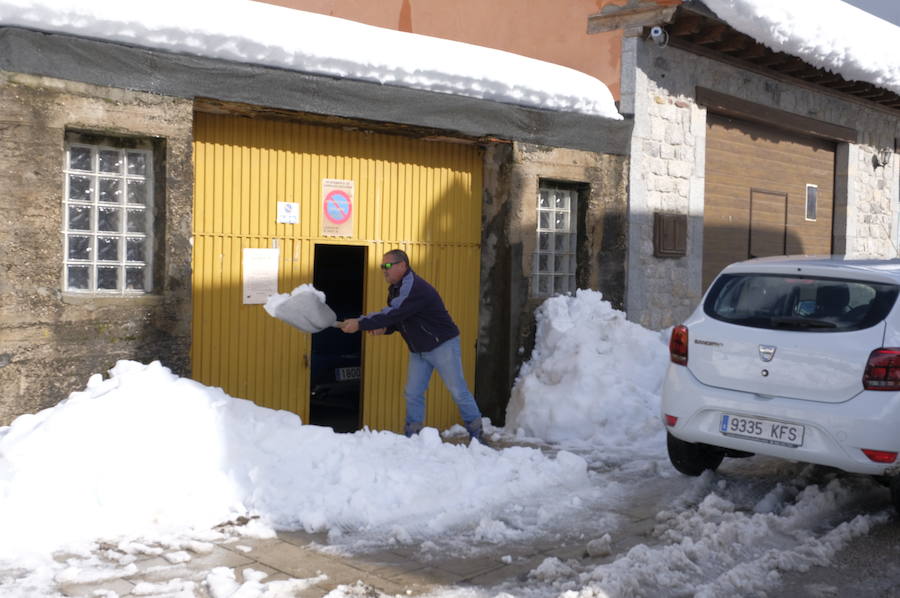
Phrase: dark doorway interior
[{"left": 310, "top": 244, "right": 365, "bottom": 432}]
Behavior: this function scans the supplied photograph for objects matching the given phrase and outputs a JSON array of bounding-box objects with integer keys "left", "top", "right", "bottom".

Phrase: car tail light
[
  {"left": 664, "top": 414, "right": 678, "bottom": 427},
  {"left": 670, "top": 325, "right": 688, "bottom": 366},
  {"left": 862, "top": 449, "right": 898, "bottom": 463},
  {"left": 862, "top": 348, "right": 900, "bottom": 390}
]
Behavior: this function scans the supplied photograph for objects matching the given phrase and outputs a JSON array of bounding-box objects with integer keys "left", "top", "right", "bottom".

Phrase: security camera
[{"left": 649, "top": 26, "right": 669, "bottom": 46}]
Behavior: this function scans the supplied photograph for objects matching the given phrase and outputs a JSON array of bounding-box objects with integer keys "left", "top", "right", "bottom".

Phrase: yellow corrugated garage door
[{"left": 192, "top": 112, "right": 483, "bottom": 433}]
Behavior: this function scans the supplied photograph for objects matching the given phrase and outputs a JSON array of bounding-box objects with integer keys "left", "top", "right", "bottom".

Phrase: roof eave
[
  {"left": 590, "top": 0, "right": 900, "bottom": 116},
  {"left": 587, "top": 1, "right": 681, "bottom": 35}
]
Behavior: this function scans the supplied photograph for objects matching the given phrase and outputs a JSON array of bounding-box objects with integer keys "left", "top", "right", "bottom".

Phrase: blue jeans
[{"left": 404, "top": 336, "right": 481, "bottom": 435}]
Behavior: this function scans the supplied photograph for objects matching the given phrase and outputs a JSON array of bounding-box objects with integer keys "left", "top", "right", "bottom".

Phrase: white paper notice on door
[{"left": 242, "top": 248, "right": 279, "bottom": 304}]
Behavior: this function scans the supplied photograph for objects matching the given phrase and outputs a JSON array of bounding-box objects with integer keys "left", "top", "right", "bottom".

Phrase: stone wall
[
  {"left": 476, "top": 141, "right": 628, "bottom": 425},
  {"left": 621, "top": 36, "right": 900, "bottom": 331},
  {"left": 0, "top": 71, "right": 194, "bottom": 425}
]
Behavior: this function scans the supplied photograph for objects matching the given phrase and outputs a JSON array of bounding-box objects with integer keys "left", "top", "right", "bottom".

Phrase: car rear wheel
[
  {"left": 667, "top": 432, "right": 724, "bottom": 476},
  {"left": 889, "top": 476, "right": 900, "bottom": 514}
]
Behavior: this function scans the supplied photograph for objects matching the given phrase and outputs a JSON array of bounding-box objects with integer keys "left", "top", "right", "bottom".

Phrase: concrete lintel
[{"left": 588, "top": 3, "right": 679, "bottom": 34}]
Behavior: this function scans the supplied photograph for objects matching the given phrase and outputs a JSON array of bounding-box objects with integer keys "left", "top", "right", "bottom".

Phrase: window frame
[
  {"left": 62, "top": 140, "right": 155, "bottom": 295},
  {"left": 805, "top": 183, "right": 818, "bottom": 222},
  {"left": 533, "top": 182, "right": 579, "bottom": 297}
]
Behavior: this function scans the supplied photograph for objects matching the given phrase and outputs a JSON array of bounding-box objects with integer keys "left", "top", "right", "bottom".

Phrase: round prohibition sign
[{"left": 323, "top": 190, "right": 352, "bottom": 224}]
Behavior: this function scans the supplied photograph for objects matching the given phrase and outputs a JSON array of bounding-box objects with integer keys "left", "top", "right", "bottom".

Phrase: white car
[{"left": 661, "top": 255, "right": 900, "bottom": 511}]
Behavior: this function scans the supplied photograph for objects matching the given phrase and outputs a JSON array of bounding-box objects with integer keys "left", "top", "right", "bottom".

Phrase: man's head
[{"left": 380, "top": 249, "right": 409, "bottom": 284}]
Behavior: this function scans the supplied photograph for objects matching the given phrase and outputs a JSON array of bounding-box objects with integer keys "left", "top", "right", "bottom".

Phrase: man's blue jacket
[{"left": 358, "top": 269, "right": 460, "bottom": 353}]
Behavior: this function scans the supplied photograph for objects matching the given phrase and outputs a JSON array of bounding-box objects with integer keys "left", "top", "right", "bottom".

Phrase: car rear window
[{"left": 704, "top": 273, "right": 899, "bottom": 332}]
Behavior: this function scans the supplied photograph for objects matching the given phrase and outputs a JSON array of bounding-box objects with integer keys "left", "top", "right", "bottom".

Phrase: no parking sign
[{"left": 321, "top": 179, "right": 354, "bottom": 237}]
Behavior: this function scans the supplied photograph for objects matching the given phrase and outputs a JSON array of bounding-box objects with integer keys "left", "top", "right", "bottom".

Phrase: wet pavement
[
  {"left": 55, "top": 527, "right": 597, "bottom": 597},
  {"left": 776, "top": 515, "right": 900, "bottom": 598}
]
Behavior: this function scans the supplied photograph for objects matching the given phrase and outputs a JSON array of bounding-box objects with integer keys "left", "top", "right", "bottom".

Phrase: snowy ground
[{"left": 0, "top": 291, "right": 893, "bottom": 597}]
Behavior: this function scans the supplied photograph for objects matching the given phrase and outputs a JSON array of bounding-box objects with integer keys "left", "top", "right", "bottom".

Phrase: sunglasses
[{"left": 380, "top": 262, "right": 401, "bottom": 270}]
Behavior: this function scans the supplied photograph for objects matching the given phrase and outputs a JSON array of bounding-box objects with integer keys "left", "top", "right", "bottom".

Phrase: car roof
[{"left": 720, "top": 255, "right": 900, "bottom": 284}]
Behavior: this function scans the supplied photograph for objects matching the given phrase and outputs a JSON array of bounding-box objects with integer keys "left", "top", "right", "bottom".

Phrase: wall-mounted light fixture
[{"left": 874, "top": 147, "right": 893, "bottom": 169}]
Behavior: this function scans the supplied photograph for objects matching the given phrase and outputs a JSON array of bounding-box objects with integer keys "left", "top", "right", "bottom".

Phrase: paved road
[{"left": 777, "top": 516, "right": 900, "bottom": 597}]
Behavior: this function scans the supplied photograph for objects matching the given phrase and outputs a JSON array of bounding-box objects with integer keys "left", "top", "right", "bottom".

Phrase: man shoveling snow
[{"left": 338, "top": 249, "right": 484, "bottom": 441}]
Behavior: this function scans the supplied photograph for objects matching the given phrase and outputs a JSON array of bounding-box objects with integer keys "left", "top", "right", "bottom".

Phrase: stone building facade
[
  {"left": 0, "top": 25, "right": 630, "bottom": 427},
  {"left": 593, "top": 3, "right": 900, "bottom": 330}
]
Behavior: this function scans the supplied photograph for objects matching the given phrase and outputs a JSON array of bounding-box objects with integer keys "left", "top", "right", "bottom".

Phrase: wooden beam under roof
[
  {"left": 712, "top": 34, "right": 751, "bottom": 54},
  {"left": 842, "top": 82, "right": 876, "bottom": 94},
  {"left": 824, "top": 79, "right": 864, "bottom": 90},
  {"left": 774, "top": 59, "right": 816, "bottom": 75},
  {"left": 691, "top": 23, "right": 729, "bottom": 45},
  {"left": 752, "top": 52, "right": 792, "bottom": 68},
  {"left": 586, "top": 2, "right": 679, "bottom": 34},
  {"left": 800, "top": 73, "right": 843, "bottom": 85},
  {"left": 736, "top": 42, "right": 768, "bottom": 60},
  {"left": 670, "top": 14, "right": 703, "bottom": 36},
  {"left": 858, "top": 89, "right": 892, "bottom": 100}
]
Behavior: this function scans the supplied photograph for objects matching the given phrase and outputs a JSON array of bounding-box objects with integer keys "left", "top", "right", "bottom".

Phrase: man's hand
[
  {"left": 368, "top": 327, "right": 387, "bottom": 336},
  {"left": 339, "top": 318, "right": 360, "bottom": 334}
]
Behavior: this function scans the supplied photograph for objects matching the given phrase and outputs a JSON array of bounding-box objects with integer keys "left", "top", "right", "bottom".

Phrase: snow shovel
[{"left": 264, "top": 287, "right": 344, "bottom": 333}]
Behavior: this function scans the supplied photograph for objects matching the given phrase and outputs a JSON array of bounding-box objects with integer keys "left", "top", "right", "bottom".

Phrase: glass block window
[
  {"left": 63, "top": 143, "right": 153, "bottom": 293},
  {"left": 534, "top": 184, "right": 577, "bottom": 296}
]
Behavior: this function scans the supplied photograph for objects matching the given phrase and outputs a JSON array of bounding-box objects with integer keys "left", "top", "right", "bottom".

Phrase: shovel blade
[{"left": 272, "top": 292, "right": 337, "bottom": 333}]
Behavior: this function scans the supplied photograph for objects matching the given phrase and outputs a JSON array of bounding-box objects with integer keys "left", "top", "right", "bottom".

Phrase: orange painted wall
[{"left": 255, "top": 0, "right": 626, "bottom": 99}]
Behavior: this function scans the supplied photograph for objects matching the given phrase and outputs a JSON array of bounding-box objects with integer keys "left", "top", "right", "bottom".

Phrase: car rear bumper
[{"left": 661, "top": 363, "right": 900, "bottom": 476}]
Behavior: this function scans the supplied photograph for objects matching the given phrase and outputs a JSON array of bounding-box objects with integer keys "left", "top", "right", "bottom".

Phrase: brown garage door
[{"left": 703, "top": 113, "right": 836, "bottom": 288}]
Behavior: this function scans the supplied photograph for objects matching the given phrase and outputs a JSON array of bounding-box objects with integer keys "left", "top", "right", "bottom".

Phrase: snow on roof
[
  {"left": 702, "top": 0, "right": 900, "bottom": 95},
  {"left": 0, "top": 0, "right": 622, "bottom": 120}
]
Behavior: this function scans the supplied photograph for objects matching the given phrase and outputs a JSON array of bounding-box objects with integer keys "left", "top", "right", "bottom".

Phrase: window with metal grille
[
  {"left": 534, "top": 183, "right": 577, "bottom": 296},
  {"left": 63, "top": 142, "right": 153, "bottom": 293}
]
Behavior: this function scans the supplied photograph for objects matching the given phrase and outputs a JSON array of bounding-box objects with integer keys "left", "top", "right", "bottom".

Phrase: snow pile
[
  {"left": 505, "top": 290, "right": 670, "bottom": 447},
  {"left": 705, "top": 0, "right": 900, "bottom": 95},
  {"left": 0, "top": 361, "right": 247, "bottom": 560},
  {"left": 0, "top": 360, "right": 589, "bottom": 561},
  {"left": 0, "top": 0, "right": 621, "bottom": 119}
]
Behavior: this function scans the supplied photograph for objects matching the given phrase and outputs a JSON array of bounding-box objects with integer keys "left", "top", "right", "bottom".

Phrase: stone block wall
[{"left": 0, "top": 71, "right": 194, "bottom": 425}]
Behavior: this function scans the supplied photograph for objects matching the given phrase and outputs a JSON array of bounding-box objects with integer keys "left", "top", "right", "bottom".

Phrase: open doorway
[{"left": 310, "top": 244, "right": 365, "bottom": 432}]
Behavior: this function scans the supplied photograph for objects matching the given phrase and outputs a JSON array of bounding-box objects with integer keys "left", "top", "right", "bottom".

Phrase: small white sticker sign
[
  {"left": 242, "top": 248, "right": 279, "bottom": 304},
  {"left": 277, "top": 201, "right": 300, "bottom": 224}
]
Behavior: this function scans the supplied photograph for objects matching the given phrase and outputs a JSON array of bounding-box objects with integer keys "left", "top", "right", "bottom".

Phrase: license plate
[
  {"left": 335, "top": 366, "right": 360, "bottom": 381},
  {"left": 719, "top": 413, "right": 805, "bottom": 448}
]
